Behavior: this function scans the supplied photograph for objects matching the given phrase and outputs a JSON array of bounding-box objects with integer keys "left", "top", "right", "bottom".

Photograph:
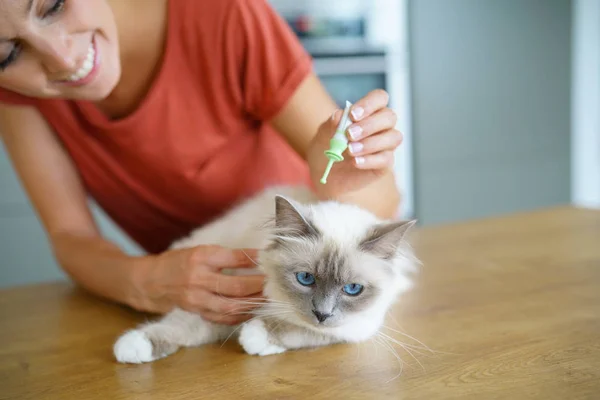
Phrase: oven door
[{"left": 312, "top": 55, "right": 388, "bottom": 107}]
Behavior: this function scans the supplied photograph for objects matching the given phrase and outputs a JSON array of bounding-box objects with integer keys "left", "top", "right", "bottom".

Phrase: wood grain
[{"left": 1, "top": 206, "right": 599, "bottom": 400}]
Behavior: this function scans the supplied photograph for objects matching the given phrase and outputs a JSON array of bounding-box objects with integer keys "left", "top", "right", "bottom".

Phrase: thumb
[
  {"left": 328, "top": 108, "right": 344, "bottom": 133},
  {"left": 315, "top": 108, "right": 344, "bottom": 144}
]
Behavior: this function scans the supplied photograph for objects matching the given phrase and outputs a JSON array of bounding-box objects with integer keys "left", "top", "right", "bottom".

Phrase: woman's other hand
[{"left": 132, "top": 245, "right": 264, "bottom": 325}]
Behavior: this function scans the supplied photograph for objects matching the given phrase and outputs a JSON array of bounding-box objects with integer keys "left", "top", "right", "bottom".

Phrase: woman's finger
[
  {"left": 346, "top": 108, "right": 398, "bottom": 141},
  {"left": 181, "top": 289, "right": 263, "bottom": 316},
  {"left": 193, "top": 245, "right": 259, "bottom": 270},
  {"left": 348, "top": 129, "right": 403, "bottom": 157},
  {"left": 350, "top": 89, "right": 390, "bottom": 122},
  {"left": 202, "top": 272, "right": 265, "bottom": 298},
  {"left": 198, "top": 309, "right": 253, "bottom": 325},
  {"left": 353, "top": 150, "right": 395, "bottom": 170}
]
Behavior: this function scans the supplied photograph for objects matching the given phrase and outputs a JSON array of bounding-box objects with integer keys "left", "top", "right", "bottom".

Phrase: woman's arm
[
  {"left": 0, "top": 105, "right": 262, "bottom": 323},
  {"left": 270, "top": 73, "right": 402, "bottom": 219},
  {"left": 0, "top": 104, "right": 143, "bottom": 305}
]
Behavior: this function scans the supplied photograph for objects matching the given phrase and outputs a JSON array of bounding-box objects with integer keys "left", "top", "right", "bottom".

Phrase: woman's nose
[{"left": 36, "top": 37, "right": 77, "bottom": 75}]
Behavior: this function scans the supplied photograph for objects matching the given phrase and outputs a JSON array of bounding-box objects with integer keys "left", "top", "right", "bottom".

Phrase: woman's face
[{"left": 0, "top": 0, "right": 120, "bottom": 101}]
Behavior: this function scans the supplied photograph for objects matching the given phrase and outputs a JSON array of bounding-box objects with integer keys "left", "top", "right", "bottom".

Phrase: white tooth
[{"left": 64, "top": 43, "right": 95, "bottom": 82}]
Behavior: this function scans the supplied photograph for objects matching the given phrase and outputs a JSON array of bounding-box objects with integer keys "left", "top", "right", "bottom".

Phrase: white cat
[{"left": 113, "top": 185, "right": 419, "bottom": 363}]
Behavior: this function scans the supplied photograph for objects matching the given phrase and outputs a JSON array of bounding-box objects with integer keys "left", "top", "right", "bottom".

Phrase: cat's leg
[
  {"left": 114, "top": 308, "right": 234, "bottom": 364},
  {"left": 238, "top": 319, "right": 287, "bottom": 356},
  {"left": 239, "top": 318, "right": 345, "bottom": 356}
]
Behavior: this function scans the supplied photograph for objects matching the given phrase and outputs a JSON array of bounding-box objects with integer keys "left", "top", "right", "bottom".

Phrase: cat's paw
[
  {"left": 239, "top": 319, "right": 286, "bottom": 356},
  {"left": 113, "top": 330, "right": 155, "bottom": 364}
]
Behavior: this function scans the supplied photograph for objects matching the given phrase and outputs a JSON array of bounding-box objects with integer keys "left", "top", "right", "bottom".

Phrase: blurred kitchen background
[{"left": 1, "top": 0, "right": 598, "bottom": 288}]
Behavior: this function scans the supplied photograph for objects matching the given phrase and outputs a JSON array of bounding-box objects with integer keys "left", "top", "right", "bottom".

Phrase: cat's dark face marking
[{"left": 275, "top": 243, "right": 386, "bottom": 327}]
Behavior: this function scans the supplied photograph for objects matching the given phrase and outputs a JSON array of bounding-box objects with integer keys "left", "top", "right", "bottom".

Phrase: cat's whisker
[
  {"left": 253, "top": 308, "right": 295, "bottom": 317},
  {"left": 251, "top": 312, "right": 294, "bottom": 320},
  {"left": 260, "top": 307, "right": 295, "bottom": 314},
  {"left": 376, "top": 340, "right": 410, "bottom": 384},
  {"left": 373, "top": 335, "right": 405, "bottom": 382},
  {"left": 268, "top": 317, "right": 288, "bottom": 335},
  {"left": 385, "top": 311, "right": 404, "bottom": 332},
  {"left": 379, "top": 339, "right": 429, "bottom": 358},
  {"left": 377, "top": 332, "right": 426, "bottom": 372},
  {"left": 381, "top": 325, "right": 453, "bottom": 355},
  {"left": 379, "top": 332, "right": 432, "bottom": 356},
  {"left": 381, "top": 324, "right": 435, "bottom": 352},
  {"left": 241, "top": 249, "right": 260, "bottom": 266},
  {"left": 231, "top": 301, "right": 293, "bottom": 309},
  {"left": 221, "top": 304, "right": 294, "bottom": 314},
  {"left": 219, "top": 297, "right": 293, "bottom": 307},
  {"left": 219, "top": 310, "right": 294, "bottom": 347},
  {"left": 375, "top": 334, "right": 408, "bottom": 373},
  {"left": 220, "top": 316, "right": 262, "bottom": 347},
  {"left": 221, "top": 310, "right": 259, "bottom": 316},
  {"left": 265, "top": 300, "right": 295, "bottom": 306},
  {"left": 216, "top": 298, "right": 295, "bottom": 317},
  {"left": 221, "top": 308, "right": 294, "bottom": 317},
  {"left": 374, "top": 335, "right": 404, "bottom": 366},
  {"left": 378, "top": 331, "right": 424, "bottom": 355}
]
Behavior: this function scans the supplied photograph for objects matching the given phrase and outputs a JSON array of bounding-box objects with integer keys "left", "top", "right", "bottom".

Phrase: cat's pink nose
[{"left": 312, "top": 310, "right": 331, "bottom": 323}]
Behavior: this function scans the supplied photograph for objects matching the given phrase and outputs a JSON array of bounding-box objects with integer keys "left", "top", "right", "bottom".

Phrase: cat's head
[{"left": 259, "top": 195, "right": 419, "bottom": 338}]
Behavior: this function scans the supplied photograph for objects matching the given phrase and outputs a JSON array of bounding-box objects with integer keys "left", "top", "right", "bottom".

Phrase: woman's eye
[
  {"left": 295, "top": 272, "right": 315, "bottom": 286},
  {"left": 0, "top": 45, "right": 22, "bottom": 71},
  {"left": 343, "top": 283, "right": 364, "bottom": 296},
  {"left": 44, "top": 0, "right": 66, "bottom": 17}
]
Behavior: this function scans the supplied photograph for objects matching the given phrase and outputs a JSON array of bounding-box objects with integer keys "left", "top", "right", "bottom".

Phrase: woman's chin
[{"left": 51, "top": 67, "right": 121, "bottom": 102}]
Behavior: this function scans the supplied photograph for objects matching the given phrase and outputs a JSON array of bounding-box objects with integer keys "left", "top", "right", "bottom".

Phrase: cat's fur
[{"left": 113, "top": 185, "right": 419, "bottom": 363}]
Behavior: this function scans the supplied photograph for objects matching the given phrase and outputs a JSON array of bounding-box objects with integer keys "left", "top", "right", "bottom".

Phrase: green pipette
[{"left": 320, "top": 101, "right": 353, "bottom": 184}]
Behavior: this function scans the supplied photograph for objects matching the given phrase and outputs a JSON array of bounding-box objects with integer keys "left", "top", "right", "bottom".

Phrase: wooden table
[{"left": 1, "top": 207, "right": 599, "bottom": 400}]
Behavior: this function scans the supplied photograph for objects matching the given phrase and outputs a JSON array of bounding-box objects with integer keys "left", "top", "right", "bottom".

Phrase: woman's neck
[{"left": 95, "top": 0, "right": 169, "bottom": 120}]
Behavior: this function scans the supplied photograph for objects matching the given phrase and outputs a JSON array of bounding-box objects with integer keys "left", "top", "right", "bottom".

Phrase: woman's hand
[
  {"left": 307, "top": 89, "right": 402, "bottom": 197},
  {"left": 132, "top": 245, "right": 264, "bottom": 325}
]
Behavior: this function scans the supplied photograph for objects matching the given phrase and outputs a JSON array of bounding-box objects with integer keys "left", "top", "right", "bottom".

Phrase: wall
[
  {"left": 571, "top": 0, "right": 600, "bottom": 208},
  {"left": 408, "top": 0, "right": 573, "bottom": 225},
  {"left": 367, "top": 0, "right": 414, "bottom": 219}
]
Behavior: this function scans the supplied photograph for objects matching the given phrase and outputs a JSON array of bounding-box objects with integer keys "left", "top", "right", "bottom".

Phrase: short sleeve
[
  {"left": 224, "top": 0, "right": 313, "bottom": 120},
  {"left": 0, "top": 88, "right": 38, "bottom": 107}
]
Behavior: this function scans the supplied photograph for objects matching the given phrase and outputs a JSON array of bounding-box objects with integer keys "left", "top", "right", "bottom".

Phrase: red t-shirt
[{"left": 0, "top": 0, "right": 313, "bottom": 254}]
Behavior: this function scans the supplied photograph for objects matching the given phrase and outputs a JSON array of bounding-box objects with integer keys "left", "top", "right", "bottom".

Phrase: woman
[{"left": 0, "top": 0, "right": 404, "bottom": 325}]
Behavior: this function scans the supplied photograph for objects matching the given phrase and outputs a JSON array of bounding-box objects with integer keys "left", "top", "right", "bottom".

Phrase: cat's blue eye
[
  {"left": 343, "top": 283, "right": 364, "bottom": 296},
  {"left": 295, "top": 272, "right": 315, "bottom": 286}
]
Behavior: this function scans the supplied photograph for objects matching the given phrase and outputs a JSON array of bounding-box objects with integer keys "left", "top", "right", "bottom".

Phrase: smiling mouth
[{"left": 58, "top": 38, "right": 99, "bottom": 85}]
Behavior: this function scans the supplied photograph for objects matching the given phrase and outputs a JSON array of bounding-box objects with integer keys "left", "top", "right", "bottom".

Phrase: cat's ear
[
  {"left": 359, "top": 219, "right": 417, "bottom": 259},
  {"left": 274, "top": 195, "right": 319, "bottom": 239}
]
